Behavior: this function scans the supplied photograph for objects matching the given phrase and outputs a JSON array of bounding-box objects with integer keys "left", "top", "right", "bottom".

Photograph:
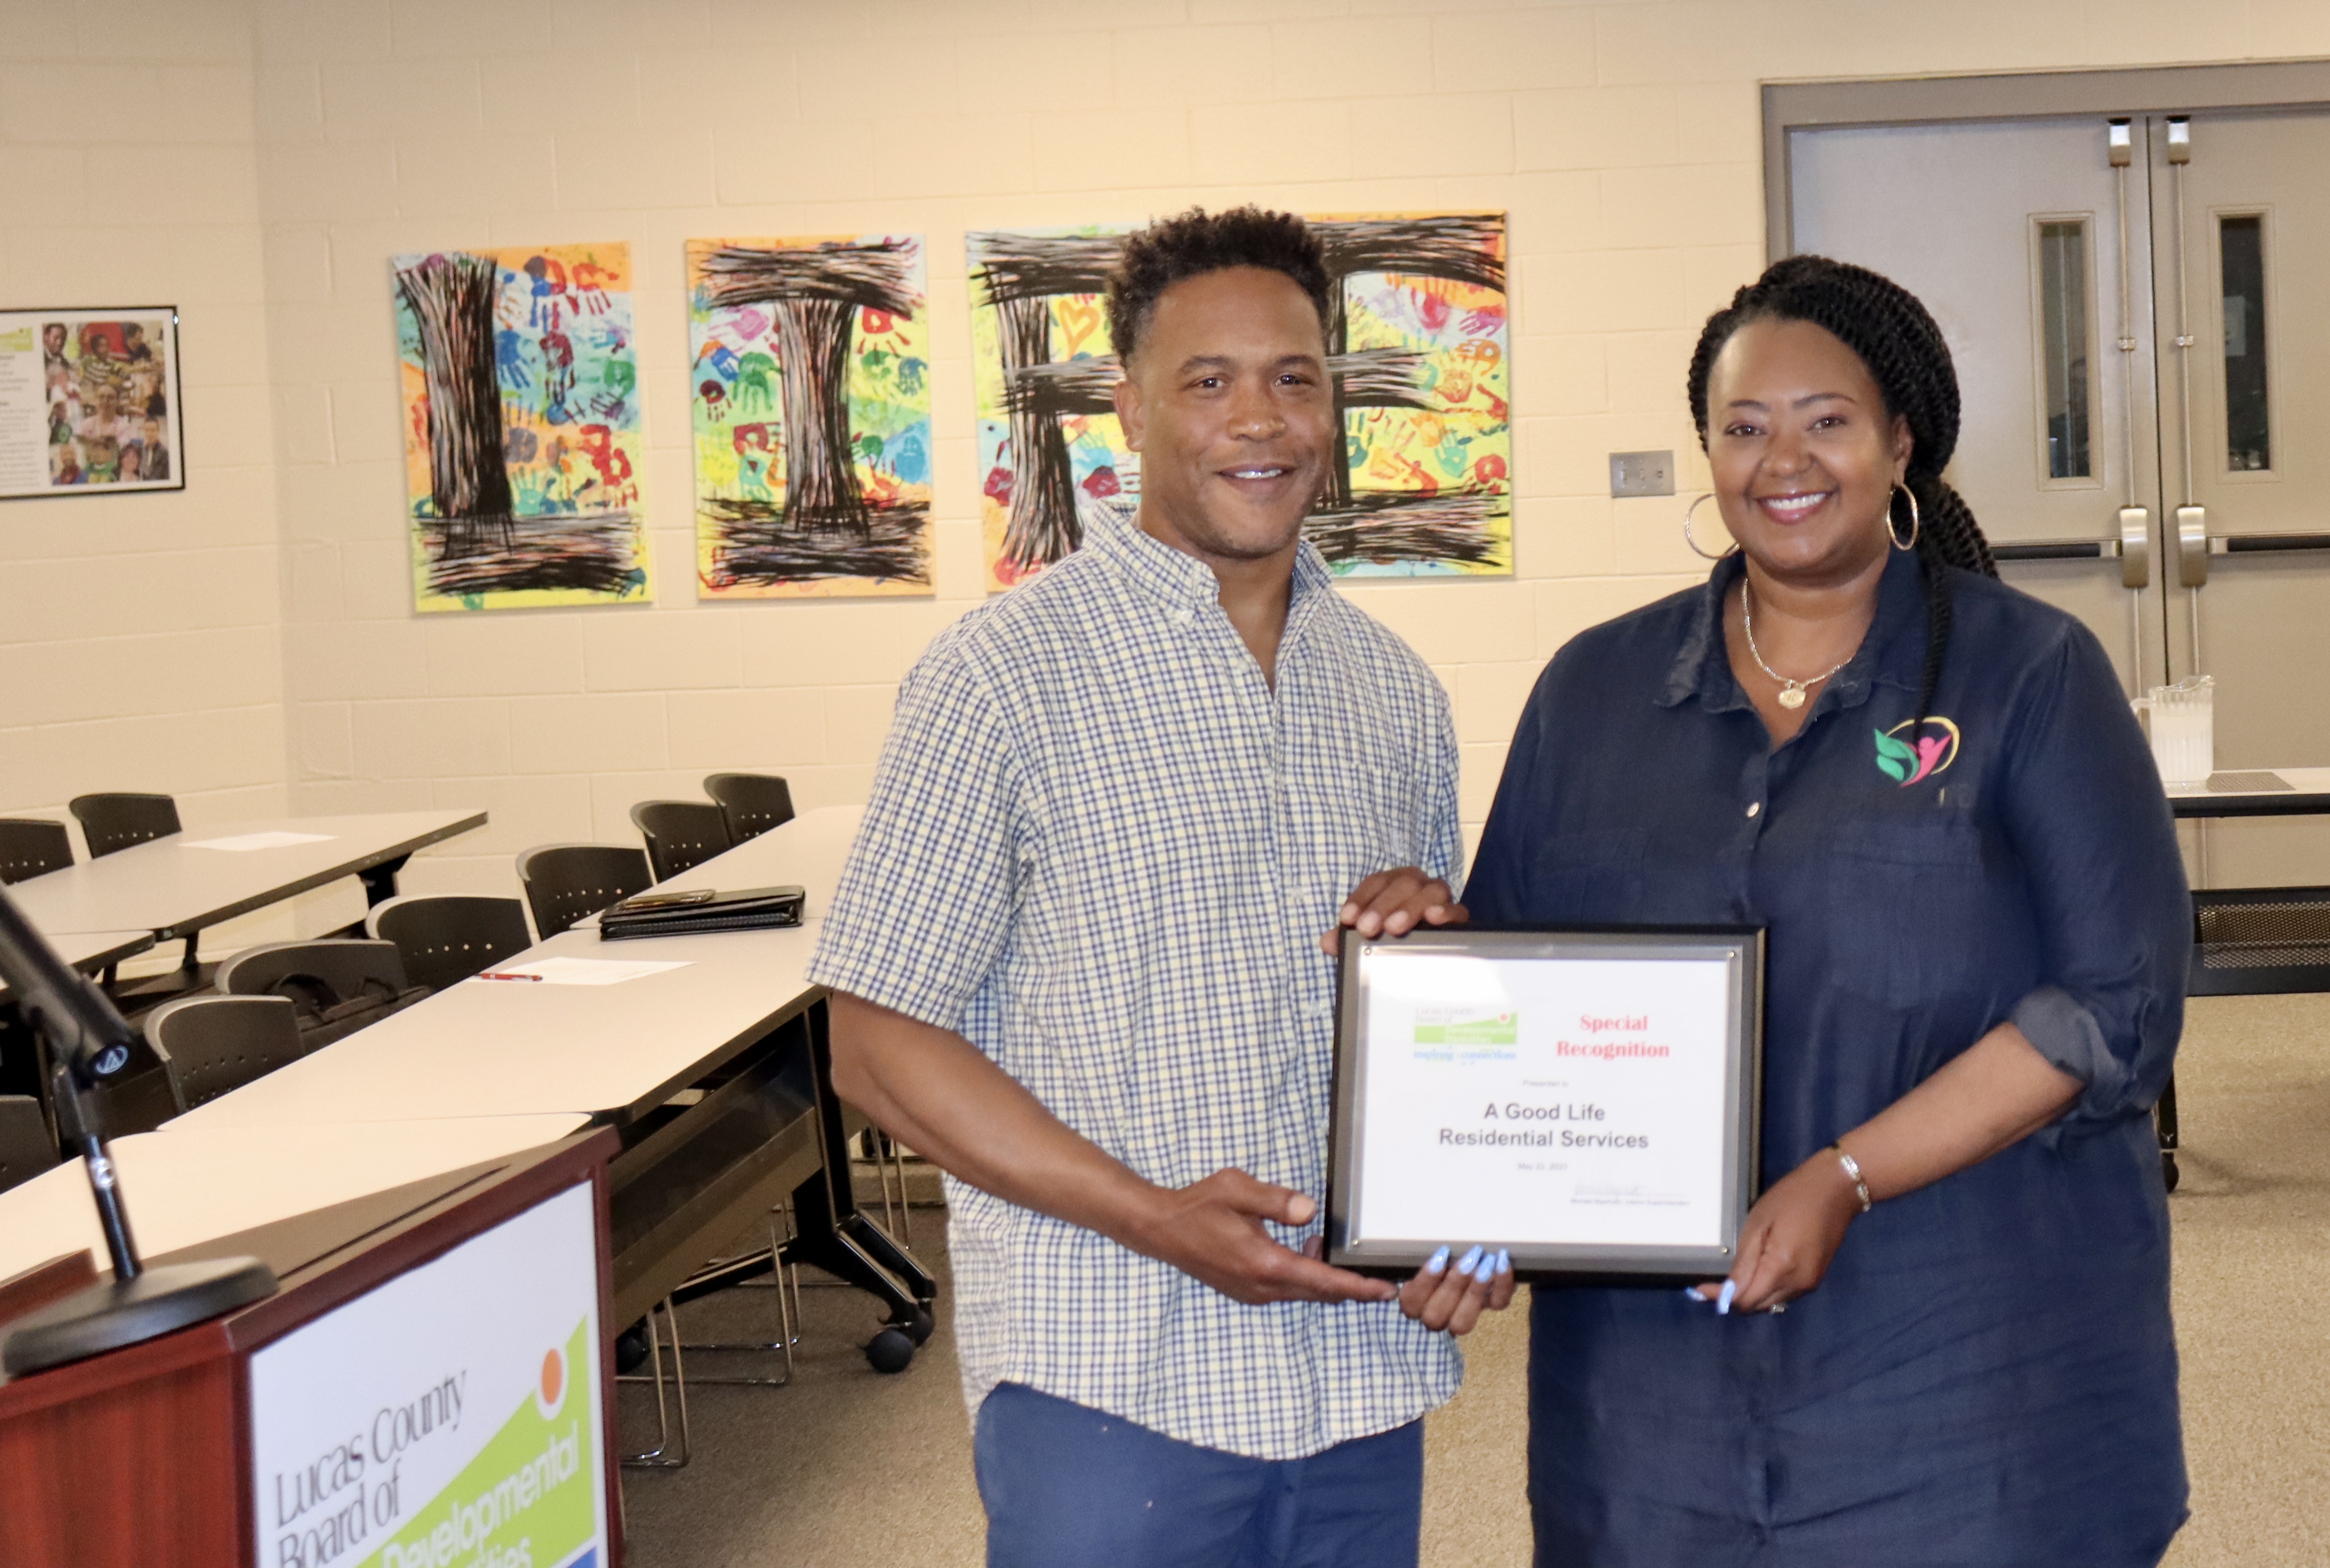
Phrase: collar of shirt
[
  {"left": 1658, "top": 540, "right": 1928, "bottom": 718},
  {"left": 1085, "top": 509, "right": 1336, "bottom": 648}
]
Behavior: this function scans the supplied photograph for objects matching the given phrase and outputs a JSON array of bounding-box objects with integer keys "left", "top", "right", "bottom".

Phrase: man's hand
[
  {"left": 1125, "top": 1170, "right": 1397, "bottom": 1306},
  {"left": 1321, "top": 867, "right": 1468, "bottom": 956},
  {"left": 1398, "top": 1244, "right": 1516, "bottom": 1335}
]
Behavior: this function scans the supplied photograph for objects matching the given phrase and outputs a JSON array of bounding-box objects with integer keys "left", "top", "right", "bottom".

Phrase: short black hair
[{"left": 1106, "top": 206, "right": 1332, "bottom": 362}]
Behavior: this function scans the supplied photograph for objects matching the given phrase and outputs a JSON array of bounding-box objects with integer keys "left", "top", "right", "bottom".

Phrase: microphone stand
[{"left": 0, "top": 885, "right": 276, "bottom": 1377}]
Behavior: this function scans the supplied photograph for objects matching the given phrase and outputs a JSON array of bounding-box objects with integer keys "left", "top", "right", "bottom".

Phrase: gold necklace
[{"left": 1740, "top": 582, "right": 1853, "bottom": 711}]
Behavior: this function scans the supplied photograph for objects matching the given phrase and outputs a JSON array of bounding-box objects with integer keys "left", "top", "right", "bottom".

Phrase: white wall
[
  {"left": 12, "top": 0, "right": 2330, "bottom": 914},
  {"left": 0, "top": 0, "right": 285, "bottom": 840}
]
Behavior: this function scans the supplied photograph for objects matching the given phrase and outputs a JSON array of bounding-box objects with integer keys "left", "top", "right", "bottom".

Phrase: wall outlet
[{"left": 1609, "top": 450, "right": 1676, "bottom": 498}]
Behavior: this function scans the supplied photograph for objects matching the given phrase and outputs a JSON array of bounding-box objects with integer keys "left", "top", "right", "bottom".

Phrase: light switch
[{"left": 1609, "top": 450, "right": 1675, "bottom": 498}]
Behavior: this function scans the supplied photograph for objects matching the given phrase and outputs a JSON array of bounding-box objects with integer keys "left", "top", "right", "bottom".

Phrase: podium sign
[{"left": 246, "top": 1182, "right": 609, "bottom": 1568}]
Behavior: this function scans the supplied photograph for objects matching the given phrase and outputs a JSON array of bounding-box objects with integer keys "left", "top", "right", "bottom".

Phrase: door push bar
[
  {"left": 1991, "top": 507, "right": 2152, "bottom": 589},
  {"left": 2174, "top": 510, "right": 2330, "bottom": 589}
]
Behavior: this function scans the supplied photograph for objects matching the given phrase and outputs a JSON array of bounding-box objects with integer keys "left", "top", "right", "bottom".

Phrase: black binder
[{"left": 599, "top": 884, "right": 805, "bottom": 940}]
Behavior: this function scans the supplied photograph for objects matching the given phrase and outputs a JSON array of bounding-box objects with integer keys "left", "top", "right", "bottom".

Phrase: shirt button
[{"left": 1745, "top": 802, "right": 1762, "bottom": 818}]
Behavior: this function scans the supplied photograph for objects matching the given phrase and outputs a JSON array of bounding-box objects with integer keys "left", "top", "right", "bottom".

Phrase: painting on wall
[
  {"left": 967, "top": 225, "right": 1133, "bottom": 592},
  {"left": 393, "top": 242, "right": 649, "bottom": 612},
  {"left": 686, "top": 234, "right": 932, "bottom": 598},
  {"left": 0, "top": 307, "right": 184, "bottom": 499},
  {"left": 967, "top": 213, "right": 1512, "bottom": 591}
]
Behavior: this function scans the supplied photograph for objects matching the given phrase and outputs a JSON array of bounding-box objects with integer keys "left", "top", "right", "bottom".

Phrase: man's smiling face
[{"left": 1114, "top": 266, "right": 1335, "bottom": 568}]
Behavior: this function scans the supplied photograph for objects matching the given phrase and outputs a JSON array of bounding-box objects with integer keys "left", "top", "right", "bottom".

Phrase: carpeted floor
[{"left": 620, "top": 993, "right": 2330, "bottom": 1565}]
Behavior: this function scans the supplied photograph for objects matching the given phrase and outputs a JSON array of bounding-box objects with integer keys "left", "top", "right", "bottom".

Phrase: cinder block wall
[
  {"left": 12, "top": 0, "right": 2330, "bottom": 911},
  {"left": 0, "top": 0, "right": 287, "bottom": 844}
]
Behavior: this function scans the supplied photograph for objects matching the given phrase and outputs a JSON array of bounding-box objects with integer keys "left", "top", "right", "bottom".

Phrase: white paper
[
  {"left": 1351, "top": 950, "right": 1734, "bottom": 1250},
  {"left": 183, "top": 830, "right": 337, "bottom": 851},
  {"left": 471, "top": 956, "right": 692, "bottom": 987}
]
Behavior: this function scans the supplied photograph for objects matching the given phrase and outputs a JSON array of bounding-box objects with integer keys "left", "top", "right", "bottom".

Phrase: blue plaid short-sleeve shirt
[{"left": 809, "top": 513, "right": 1464, "bottom": 1460}]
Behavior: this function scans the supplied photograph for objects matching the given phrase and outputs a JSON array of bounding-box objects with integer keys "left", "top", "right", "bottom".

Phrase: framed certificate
[{"left": 1326, "top": 926, "right": 1764, "bottom": 1281}]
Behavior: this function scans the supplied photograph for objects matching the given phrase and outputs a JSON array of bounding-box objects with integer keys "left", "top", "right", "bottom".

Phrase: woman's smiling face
[{"left": 1702, "top": 317, "right": 1913, "bottom": 587}]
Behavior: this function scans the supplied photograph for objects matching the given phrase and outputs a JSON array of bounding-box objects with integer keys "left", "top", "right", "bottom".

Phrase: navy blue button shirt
[{"left": 1468, "top": 545, "right": 2191, "bottom": 1564}]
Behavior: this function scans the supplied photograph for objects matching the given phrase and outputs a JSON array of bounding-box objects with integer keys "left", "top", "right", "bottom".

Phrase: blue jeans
[{"left": 973, "top": 1383, "right": 1423, "bottom": 1568}]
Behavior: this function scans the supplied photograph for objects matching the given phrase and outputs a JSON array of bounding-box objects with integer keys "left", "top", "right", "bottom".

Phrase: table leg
[
  {"left": 358, "top": 854, "right": 411, "bottom": 907},
  {"left": 778, "top": 999, "right": 935, "bottom": 1356}
]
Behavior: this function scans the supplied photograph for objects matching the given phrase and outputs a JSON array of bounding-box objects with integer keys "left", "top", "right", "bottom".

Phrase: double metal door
[{"left": 1790, "top": 105, "right": 2330, "bottom": 885}]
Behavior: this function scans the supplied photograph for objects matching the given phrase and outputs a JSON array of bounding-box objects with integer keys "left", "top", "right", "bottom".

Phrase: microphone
[{"left": 0, "top": 884, "right": 277, "bottom": 1376}]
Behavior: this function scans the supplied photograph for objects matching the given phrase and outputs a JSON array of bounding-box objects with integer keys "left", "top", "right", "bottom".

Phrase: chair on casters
[
  {"left": 630, "top": 802, "right": 732, "bottom": 883},
  {"left": 366, "top": 895, "right": 533, "bottom": 990},
  {"left": 0, "top": 1096, "right": 58, "bottom": 1196},
  {"left": 0, "top": 819, "right": 72, "bottom": 884},
  {"left": 68, "top": 793, "right": 181, "bottom": 858},
  {"left": 703, "top": 773, "right": 794, "bottom": 845},
  {"left": 144, "top": 995, "right": 305, "bottom": 1115},
  {"left": 215, "top": 940, "right": 429, "bottom": 1050},
  {"left": 516, "top": 845, "right": 651, "bottom": 939}
]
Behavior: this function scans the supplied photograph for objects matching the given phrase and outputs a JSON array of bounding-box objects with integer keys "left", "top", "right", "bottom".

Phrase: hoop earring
[
  {"left": 1682, "top": 493, "right": 1737, "bottom": 561},
  {"left": 1888, "top": 482, "right": 1921, "bottom": 551}
]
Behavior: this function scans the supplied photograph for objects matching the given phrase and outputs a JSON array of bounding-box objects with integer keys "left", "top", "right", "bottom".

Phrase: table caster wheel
[
  {"left": 866, "top": 1327, "right": 915, "bottom": 1374},
  {"left": 895, "top": 1306, "right": 935, "bottom": 1345},
  {"left": 615, "top": 1321, "right": 650, "bottom": 1375},
  {"left": 2161, "top": 1152, "right": 2181, "bottom": 1192}
]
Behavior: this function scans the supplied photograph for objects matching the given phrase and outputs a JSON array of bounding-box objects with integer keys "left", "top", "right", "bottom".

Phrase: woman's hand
[
  {"left": 1397, "top": 1244, "right": 1516, "bottom": 1335},
  {"left": 1690, "top": 1149, "right": 1864, "bottom": 1314}
]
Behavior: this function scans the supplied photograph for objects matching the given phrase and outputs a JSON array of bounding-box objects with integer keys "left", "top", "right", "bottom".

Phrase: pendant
[{"left": 1777, "top": 685, "right": 1807, "bottom": 710}]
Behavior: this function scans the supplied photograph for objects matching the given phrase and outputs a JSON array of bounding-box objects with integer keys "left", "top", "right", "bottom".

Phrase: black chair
[
  {"left": 68, "top": 792, "right": 181, "bottom": 858},
  {"left": 0, "top": 1095, "right": 57, "bottom": 1195},
  {"left": 144, "top": 994, "right": 305, "bottom": 1115},
  {"left": 516, "top": 844, "right": 652, "bottom": 939},
  {"left": 0, "top": 818, "right": 73, "bottom": 884},
  {"left": 631, "top": 801, "right": 733, "bottom": 883},
  {"left": 367, "top": 894, "right": 533, "bottom": 991},
  {"left": 215, "top": 939, "right": 428, "bottom": 1051},
  {"left": 704, "top": 773, "right": 795, "bottom": 845}
]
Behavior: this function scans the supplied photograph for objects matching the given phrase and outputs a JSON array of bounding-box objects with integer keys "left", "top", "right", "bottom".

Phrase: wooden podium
[{"left": 0, "top": 1130, "right": 623, "bottom": 1568}]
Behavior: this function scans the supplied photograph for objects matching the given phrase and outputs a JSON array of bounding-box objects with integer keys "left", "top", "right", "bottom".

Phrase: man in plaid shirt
[{"left": 811, "top": 208, "right": 1513, "bottom": 1568}]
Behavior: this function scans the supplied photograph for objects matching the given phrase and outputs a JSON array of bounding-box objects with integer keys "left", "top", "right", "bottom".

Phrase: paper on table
[
  {"left": 470, "top": 956, "right": 692, "bottom": 987},
  {"left": 184, "top": 831, "right": 338, "bottom": 851}
]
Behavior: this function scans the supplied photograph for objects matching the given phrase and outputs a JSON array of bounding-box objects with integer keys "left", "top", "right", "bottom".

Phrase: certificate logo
[{"left": 1414, "top": 1005, "right": 1518, "bottom": 1046}]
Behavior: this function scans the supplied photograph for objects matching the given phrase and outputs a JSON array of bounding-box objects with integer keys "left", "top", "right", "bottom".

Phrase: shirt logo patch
[{"left": 1874, "top": 717, "right": 1961, "bottom": 786}]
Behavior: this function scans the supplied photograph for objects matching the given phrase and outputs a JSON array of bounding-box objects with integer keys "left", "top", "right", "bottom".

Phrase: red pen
[{"left": 478, "top": 971, "right": 544, "bottom": 982}]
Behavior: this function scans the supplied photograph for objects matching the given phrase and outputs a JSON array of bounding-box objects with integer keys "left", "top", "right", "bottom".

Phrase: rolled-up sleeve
[
  {"left": 808, "top": 633, "right": 1024, "bottom": 1033},
  {"left": 1998, "top": 623, "right": 2192, "bottom": 1126}
]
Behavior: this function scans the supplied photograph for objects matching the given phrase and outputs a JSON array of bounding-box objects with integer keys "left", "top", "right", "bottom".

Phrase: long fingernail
[
  {"left": 1682, "top": 1288, "right": 1704, "bottom": 1302},
  {"left": 1456, "top": 1245, "right": 1483, "bottom": 1276},
  {"left": 1494, "top": 1249, "right": 1511, "bottom": 1275},
  {"left": 1716, "top": 1279, "right": 1736, "bottom": 1315},
  {"left": 1426, "top": 1246, "right": 1449, "bottom": 1275}
]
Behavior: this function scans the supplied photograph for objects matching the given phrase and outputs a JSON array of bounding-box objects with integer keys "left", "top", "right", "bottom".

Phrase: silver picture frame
[{"left": 1326, "top": 925, "right": 1764, "bottom": 1282}]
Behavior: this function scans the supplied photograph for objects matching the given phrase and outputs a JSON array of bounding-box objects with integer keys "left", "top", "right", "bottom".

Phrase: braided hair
[{"left": 1686, "top": 255, "right": 1997, "bottom": 727}]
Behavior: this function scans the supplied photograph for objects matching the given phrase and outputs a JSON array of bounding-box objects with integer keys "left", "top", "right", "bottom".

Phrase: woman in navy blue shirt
[{"left": 1466, "top": 256, "right": 2189, "bottom": 1564}]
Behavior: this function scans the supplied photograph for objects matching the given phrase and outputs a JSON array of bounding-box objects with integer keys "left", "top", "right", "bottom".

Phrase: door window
[
  {"left": 2219, "top": 212, "right": 2270, "bottom": 471},
  {"left": 2033, "top": 218, "right": 2096, "bottom": 481}
]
